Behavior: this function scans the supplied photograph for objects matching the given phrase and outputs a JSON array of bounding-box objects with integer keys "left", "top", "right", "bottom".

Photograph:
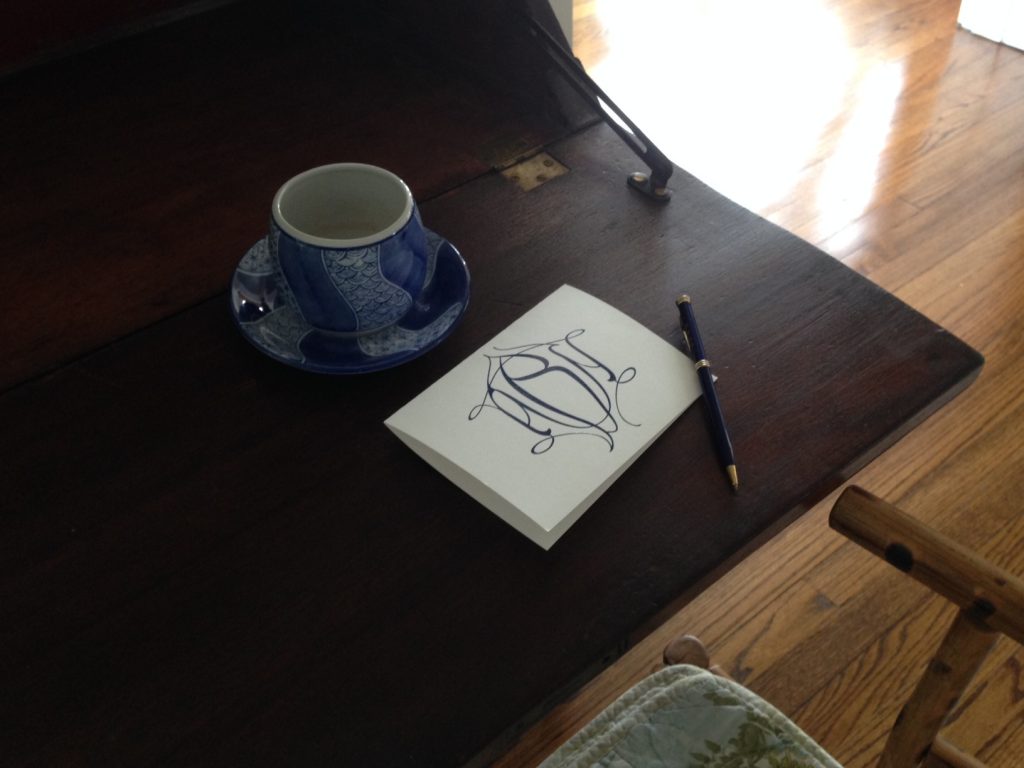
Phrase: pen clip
[{"left": 677, "top": 295, "right": 694, "bottom": 357}]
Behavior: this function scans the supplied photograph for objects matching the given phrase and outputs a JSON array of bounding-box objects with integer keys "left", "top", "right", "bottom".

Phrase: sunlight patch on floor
[{"left": 580, "top": 0, "right": 903, "bottom": 235}]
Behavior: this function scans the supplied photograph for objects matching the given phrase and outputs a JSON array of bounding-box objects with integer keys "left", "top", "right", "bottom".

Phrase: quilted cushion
[{"left": 540, "top": 665, "right": 842, "bottom": 768}]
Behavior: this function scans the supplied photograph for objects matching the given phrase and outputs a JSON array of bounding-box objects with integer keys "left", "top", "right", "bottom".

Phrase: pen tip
[{"left": 726, "top": 465, "right": 739, "bottom": 491}]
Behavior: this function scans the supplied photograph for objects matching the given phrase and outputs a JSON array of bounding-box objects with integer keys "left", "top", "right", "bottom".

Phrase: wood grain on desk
[{"left": 0, "top": 2, "right": 984, "bottom": 765}]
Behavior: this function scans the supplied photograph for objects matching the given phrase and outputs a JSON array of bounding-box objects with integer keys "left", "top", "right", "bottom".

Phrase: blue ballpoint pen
[{"left": 676, "top": 294, "right": 739, "bottom": 491}]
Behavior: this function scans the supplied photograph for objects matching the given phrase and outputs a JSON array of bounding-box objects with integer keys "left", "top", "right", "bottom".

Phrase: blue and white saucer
[{"left": 230, "top": 229, "right": 470, "bottom": 374}]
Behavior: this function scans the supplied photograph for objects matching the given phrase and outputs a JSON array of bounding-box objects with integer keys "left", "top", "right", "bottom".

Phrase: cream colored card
[{"left": 385, "top": 285, "right": 702, "bottom": 549}]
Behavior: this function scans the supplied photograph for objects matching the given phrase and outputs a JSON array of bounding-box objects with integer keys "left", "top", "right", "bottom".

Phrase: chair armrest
[{"left": 829, "top": 486, "right": 1024, "bottom": 644}]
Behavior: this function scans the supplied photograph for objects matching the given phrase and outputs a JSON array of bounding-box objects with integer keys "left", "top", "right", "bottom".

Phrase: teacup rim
[{"left": 271, "top": 162, "right": 414, "bottom": 249}]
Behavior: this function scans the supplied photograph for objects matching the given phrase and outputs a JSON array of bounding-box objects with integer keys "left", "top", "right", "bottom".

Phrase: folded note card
[{"left": 385, "top": 285, "right": 703, "bottom": 549}]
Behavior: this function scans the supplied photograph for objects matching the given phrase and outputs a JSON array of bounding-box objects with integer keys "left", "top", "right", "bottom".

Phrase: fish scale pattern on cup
[{"left": 322, "top": 247, "right": 412, "bottom": 331}]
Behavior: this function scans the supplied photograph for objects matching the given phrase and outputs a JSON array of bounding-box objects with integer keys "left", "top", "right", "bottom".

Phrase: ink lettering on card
[{"left": 468, "top": 329, "right": 639, "bottom": 455}]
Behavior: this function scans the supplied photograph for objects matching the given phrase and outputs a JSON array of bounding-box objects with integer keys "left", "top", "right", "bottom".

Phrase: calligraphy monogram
[{"left": 468, "top": 329, "right": 639, "bottom": 454}]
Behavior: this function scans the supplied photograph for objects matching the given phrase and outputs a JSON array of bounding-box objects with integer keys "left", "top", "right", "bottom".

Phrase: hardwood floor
[{"left": 495, "top": 1, "right": 1024, "bottom": 765}]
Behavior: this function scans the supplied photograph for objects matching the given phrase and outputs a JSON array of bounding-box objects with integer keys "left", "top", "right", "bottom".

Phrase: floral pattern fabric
[{"left": 539, "top": 665, "right": 842, "bottom": 768}]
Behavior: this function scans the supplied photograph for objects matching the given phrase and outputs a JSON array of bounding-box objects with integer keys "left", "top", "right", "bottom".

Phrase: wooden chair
[
  {"left": 825, "top": 485, "right": 1023, "bottom": 767},
  {"left": 540, "top": 486, "right": 1024, "bottom": 768}
]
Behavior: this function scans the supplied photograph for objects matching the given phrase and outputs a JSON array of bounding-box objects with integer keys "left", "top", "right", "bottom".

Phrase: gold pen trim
[
  {"left": 695, "top": 359, "right": 711, "bottom": 370},
  {"left": 726, "top": 465, "right": 739, "bottom": 490}
]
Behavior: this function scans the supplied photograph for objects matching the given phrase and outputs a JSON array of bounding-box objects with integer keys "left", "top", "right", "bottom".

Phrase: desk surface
[{"left": 0, "top": 2, "right": 982, "bottom": 766}]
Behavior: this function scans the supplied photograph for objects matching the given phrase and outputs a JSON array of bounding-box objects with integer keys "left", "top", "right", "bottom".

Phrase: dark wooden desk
[{"left": 0, "top": 2, "right": 981, "bottom": 766}]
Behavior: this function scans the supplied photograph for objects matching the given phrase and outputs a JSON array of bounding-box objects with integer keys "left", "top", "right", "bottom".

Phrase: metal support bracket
[{"left": 523, "top": 13, "right": 673, "bottom": 202}]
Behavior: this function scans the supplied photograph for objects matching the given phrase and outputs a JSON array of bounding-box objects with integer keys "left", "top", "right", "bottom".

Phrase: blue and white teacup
[{"left": 270, "top": 163, "right": 430, "bottom": 335}]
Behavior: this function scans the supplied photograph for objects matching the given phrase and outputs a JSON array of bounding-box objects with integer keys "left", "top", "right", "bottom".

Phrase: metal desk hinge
[
  {"left": 500, "top": 152, "right": 569, "bottom": 192},
  {"left": 523, "top": 12, "right": 673, "bottom": 202}
]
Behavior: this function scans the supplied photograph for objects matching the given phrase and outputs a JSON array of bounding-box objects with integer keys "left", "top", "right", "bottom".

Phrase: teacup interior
[{"left": 275, "top": 164, "right": 411, "bottom": 246}]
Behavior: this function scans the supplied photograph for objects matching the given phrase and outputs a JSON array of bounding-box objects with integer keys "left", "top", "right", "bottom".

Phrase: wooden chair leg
[{"left": 879, "top": 608, "right": 997, "bottom": 768}]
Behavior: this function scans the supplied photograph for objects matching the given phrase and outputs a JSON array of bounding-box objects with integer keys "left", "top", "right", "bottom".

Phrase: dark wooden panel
[
  {"left": 0, "top": 120, "right": 981, "bottom": 766},
  {"left": 0, "top": 0, "right": 580, "bottom": 391},
  {"left": 1, "top": 0, "right": 201, "bottom": 73}
]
